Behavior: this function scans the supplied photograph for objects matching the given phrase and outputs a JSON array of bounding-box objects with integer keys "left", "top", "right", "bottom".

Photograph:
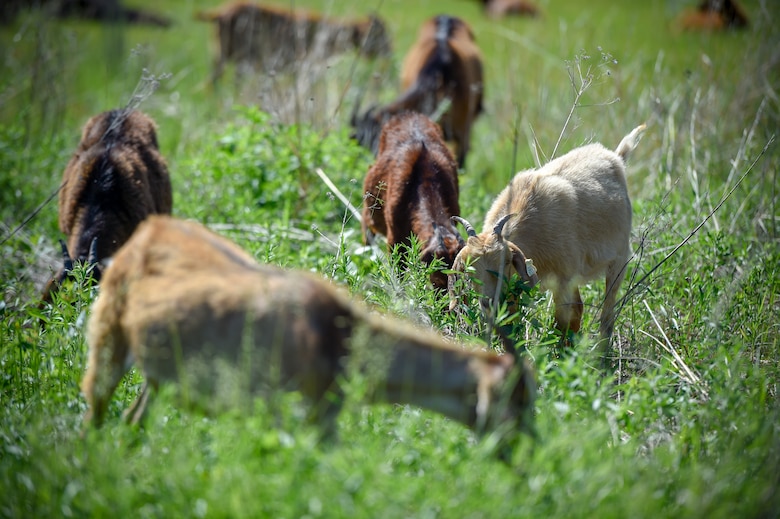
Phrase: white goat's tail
[{"left": 615, "top": 123, "right": 647, "bottom": 161}]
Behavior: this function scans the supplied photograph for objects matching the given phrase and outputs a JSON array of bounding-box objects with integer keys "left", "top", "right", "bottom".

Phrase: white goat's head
[{"left": 448, "top": 214, "right": 539, "bottom": 313}]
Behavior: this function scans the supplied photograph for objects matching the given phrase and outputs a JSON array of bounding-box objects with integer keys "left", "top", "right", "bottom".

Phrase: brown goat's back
[
  {"left": 362, "top": 113, "right": 463, "bottom": 287},
  {"left": 84, "top": 216, "right": 352, "bottom": 425},
  {"left": 43, "top": 109, "right": 171, "bottom": 303}
]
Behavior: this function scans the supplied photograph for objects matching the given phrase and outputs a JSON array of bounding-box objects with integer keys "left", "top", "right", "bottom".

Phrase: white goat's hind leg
[
  {"left": 600, "top": 259, "right": 629, "bottom": 341},
  {"left": 598, "top": 258, "right": 630, "bottom": 369}
]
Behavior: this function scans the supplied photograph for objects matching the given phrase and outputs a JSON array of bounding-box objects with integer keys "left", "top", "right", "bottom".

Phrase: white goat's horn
[
  {"left": 493, "top": 214, "right": 514, "bottom": 238},
  {"left": 451, "top": 216, "right": 477, "bottom": 237}
]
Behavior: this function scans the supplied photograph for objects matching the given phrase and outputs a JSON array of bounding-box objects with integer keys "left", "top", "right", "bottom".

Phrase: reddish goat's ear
[{"left": 509, "top": 243, "right": 539, "bottom": 288}]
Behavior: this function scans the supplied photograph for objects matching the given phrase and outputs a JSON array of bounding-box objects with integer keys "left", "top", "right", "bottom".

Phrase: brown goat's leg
[
  {"left": 122, "top": 381, "right": 156, "bottom": 426},
  {"left": 82, "top": 306, "right": 132, "bottom": 427},
  {"left": 455, "top": 130, "right": 469, "bottom": 169},
  {"left": 82, "top": 362, "right": 128, "bottom": 428}
]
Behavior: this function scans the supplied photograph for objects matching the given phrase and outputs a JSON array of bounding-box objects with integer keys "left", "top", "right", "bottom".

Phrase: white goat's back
[{"left": 486, "top": 143, "right": 631, "bottom": 283}]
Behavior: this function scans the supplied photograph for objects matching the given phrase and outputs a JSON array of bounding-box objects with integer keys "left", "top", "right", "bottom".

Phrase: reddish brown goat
[
  {"left": 82, "top": 215, "right": 536, "bottom": 446},
  {"left": 362, "top": 112, "right": 464, "bottom": 289},
  {"left": 676, "top": 0, "right": 749, "bottom": 30},
  {"left": 41, "top": 109, "right": 172, "bottom": 303},
  {"left": 480, "top": 0, "right": 539, "bottom": 19},
  {"left": 196, "top": 1, "right": 391, "bottom": 85},
  {"left": 352, "top": 15, "right": 484, "bottom": 169}
]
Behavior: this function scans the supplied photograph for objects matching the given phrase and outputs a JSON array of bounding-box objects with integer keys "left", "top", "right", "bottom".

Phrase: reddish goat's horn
[
  {"left": 59, "top": 239, "right": 73, "bottom": 273},
  {"left": 451, "top": 216, "right": 477, "bottom": 237},
  {"left": 493, "top": 214, "right": 515, "bottom": 238}
]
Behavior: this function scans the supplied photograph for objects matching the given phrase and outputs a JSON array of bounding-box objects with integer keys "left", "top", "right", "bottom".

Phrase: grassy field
[{"left": 1, "top": 0, "right": 779, "bottom": 517}]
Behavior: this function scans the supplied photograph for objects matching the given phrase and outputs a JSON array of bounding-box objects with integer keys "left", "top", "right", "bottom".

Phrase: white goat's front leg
[
  {"left": 600, "top": 258, "right": 630, "bottom": 342},
  {"left": 552, "top": 285, "right": 583, "bottom": 336}
]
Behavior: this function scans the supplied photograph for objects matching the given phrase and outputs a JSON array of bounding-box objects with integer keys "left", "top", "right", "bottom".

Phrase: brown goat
[
  {"left": 480, "top": 0, "right": 539, "bottom": 19},
  {"left": 362, "top": 112, "right": 464, "bottom": 288},
  {"left": 352, "top": 15, "right": 484, "bottom": 169},
  {"left": 449, "top": 125, "right": 646, "bottom": 356},
  {"left": 55, "top": 0, "right": 172, "bottom": 26},
  {"left": 82, "top": 215, "right": 536, "bottom": 443},
  {"left": 41, "top": 109, "right": 172, "bottom": 303},
  {"left": 677, "top": 0, "right": 749, "bottom": 30},
  {"left": 196, "top": 1, "right": 391, "bottom": 85}
]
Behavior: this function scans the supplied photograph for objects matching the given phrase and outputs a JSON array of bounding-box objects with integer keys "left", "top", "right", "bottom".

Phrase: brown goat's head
[
  {"left": 448, "top": 215, "right": 539, "bottom": 312},
  {"left": 350, "top": 104, "right": 387, "bottom": 156},
  {"left": 421, "top": 222, "right": 466, "bottom": 289}
]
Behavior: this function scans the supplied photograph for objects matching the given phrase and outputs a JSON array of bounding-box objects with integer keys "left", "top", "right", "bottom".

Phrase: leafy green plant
[{"left": 0, "top": 0, "right": 778, "bottom": 517}]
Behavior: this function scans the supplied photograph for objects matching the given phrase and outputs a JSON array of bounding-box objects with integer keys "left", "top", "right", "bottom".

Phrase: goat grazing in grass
[
  {"left": 82, "top": 215, "right": 535, "bottom": 444},
  {"left": 362, "top": 112, "right": 464, "bottom": 289},
  {"left": 448, "top": 125, "right": 647, "bottom": 354},
  {"left": 352, "top": 14, "right": 483, "bottom": 169},
  {"left": 196, "top": 1, "right": 391, "bottom": 85},
  {"left": 479, "top": 0, "right": 539, "bottom": 19},
  {"left": 41, "top": 109, "right": 172, "bottom": 304},
  {"left": 677, "top": 0, "right": 749, "bottom": 31},
  {"left": 55, "top": 0, "right": 172, "bottom": 27}
]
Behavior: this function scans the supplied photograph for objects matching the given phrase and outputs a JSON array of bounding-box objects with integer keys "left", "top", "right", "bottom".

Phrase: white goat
[{"left": 449, "top": 124, "right": 646, "bottom": 351}]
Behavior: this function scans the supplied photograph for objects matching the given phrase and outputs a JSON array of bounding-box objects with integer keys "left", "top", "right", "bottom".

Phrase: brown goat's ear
[{"left": 509, "top": 242, "right": 539, "bottom": 288}]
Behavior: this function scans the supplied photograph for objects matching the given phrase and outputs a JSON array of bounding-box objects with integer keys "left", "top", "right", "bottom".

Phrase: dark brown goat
[
  {"left": 352, "top": 15, "right": 484, "bottom": 169},
  {"left": 82, "top": 215, "right": 536, "bottom": 445},
  {"left": 41, "top": 109, "right": 172, "bottom": 303},
  {"left": 56, "top": 0, "right": 171, "bottom": 26},
  {"left": 1, "top": 0, "right": 172, "bottom": 26},
  {"left": 362, "top": 112, "right": 464, "bottom": 288},
  {"left": 196, "top": 1, "right": 391, "bottom": 85},
  {"left": 677, "top": 0, "right": 749, "bottom": 30}
]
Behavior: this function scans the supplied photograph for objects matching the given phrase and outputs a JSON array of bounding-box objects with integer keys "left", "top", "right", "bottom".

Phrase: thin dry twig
[{"left": 315, "top": 167, "right": 362, "bottom": 223}]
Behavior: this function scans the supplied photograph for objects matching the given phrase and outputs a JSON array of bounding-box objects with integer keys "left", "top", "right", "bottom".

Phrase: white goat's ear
[{"left": 509, "top": 243, "right": 539, "bottom": 288}]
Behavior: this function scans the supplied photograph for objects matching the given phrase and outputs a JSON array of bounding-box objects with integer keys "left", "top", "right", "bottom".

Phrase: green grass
[{"left": 1, "top": 0, "right": 779, "bottom": 517}]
